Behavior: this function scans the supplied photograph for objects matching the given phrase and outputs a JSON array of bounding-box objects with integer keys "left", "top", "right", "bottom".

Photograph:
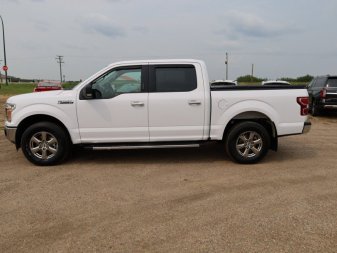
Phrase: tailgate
[
  {"left": 326, "top": 78, "right": 337, "bottom": 101},
  {"left": 325, "top": 87, "right": 337, "bottom": 102},
  {"left": 326, "top": 87, "right": 337, "bottom": 97}
]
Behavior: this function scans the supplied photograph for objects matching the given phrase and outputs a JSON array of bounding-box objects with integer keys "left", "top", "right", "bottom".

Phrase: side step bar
[{"left": 84, "top": 143, "right": 201, "bottom": 151}]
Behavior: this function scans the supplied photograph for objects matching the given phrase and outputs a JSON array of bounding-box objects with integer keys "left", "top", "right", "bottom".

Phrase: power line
[{"left": 55, "top": 55, "right": 64, "bottom": 82}]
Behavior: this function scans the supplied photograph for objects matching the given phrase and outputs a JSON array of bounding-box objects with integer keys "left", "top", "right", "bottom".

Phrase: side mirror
[
  {"left": 84, "top": 85, "right": 94, "bottom": 99},
  {"left": 80, "top": 84, "right": 102, "bottom": 100}
]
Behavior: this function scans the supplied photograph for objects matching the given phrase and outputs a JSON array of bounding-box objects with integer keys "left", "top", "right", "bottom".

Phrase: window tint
[
  {"left": 307, "top": 79, "right": 315, "bottom": 88},
  {"left": 263, "top": 82, "right": 289, "bottom": 86},
  {"left": 92, "top": 68, "right": 141, "bottom": 99},
  {"left": 155, "top": 67, "right": 197, "bottom": 92},
  {"left": 327, "top": 78, "right": 337, "bottom": 87},
  {"left": 313, "top": 77, "right": 327, "bottom": 88},
  {"left": 211, "top": 81, "right": 236, "bottom": 86}
]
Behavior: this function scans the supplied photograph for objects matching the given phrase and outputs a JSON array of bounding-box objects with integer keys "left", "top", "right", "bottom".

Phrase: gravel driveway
[{"left": 1, "top": 96, "right": 337, "bottom": 252}]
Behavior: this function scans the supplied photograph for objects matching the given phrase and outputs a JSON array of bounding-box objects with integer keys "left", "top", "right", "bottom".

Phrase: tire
[
  {"left": 225, "top": 121, "right": 270, "bottom": 164},
  {"left": 21, "top": 122, "right": 71, "bottom": 166},
  {"left": 311, "top": 100, "right": 320, "bottom": 116}
]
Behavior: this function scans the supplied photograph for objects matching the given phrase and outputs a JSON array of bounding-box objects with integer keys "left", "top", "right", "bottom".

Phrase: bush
[{"left": 237, "top": 75, "right": 265, "bottom": 82}]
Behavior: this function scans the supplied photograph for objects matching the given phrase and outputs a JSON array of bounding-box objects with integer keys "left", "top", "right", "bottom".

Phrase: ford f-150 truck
[{"left": 4, "top": 59, "right": 311, "bottom": 166}]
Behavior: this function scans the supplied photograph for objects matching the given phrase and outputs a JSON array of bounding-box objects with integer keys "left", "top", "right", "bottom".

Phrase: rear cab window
[{"left": 149, "top": 65, "right": 197, "bottom": 92}]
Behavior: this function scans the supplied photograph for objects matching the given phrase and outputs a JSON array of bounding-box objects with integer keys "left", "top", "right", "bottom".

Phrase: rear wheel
[
  {"left": 225, "top": 121, "right": 270, "bottom": 164},
  {"left": 21, "top": 122, "right": 71, "bottom": 166}
]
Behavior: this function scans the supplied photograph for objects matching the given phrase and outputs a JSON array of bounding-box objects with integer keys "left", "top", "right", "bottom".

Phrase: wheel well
[
  {"left": 222, "top": 112, "right": 278, "bottom": 151},
  {"left": 15, "top": 115, "right": 72, "bottom": 149}
]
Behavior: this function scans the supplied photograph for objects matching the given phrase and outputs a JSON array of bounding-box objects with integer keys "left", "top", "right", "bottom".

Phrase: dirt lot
[{"left": 1, "top": 95, "right": 337, "bottom": 253}]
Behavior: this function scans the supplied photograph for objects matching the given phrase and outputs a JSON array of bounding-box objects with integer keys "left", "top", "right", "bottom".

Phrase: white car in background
[
  {"left": 211, "top": 80, "right": 238, "bottom": 86},
  {"left": 262, "top": 80, "right": 291, "bottom": 86}
]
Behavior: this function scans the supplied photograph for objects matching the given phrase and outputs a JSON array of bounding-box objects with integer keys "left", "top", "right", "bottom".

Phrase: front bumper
[
  {"left": 4, "top": 126, "right": 17, "bottom": 144},
  {"left": 303, "top": 120, "right": 311, "bottom": 134}
]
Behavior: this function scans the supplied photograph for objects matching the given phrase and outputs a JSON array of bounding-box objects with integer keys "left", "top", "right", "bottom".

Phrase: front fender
[{"left": 11, "top": 103, "right": 81, "bottom": 144}]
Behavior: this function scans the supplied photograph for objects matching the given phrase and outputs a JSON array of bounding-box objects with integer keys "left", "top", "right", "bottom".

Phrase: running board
[{"left": 84, "top": 143, "right": 201, "bottom": 151}]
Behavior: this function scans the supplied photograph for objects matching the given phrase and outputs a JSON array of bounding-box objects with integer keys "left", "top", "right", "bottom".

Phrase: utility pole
[
  {"left": 0, "top": 59, "right": 2, "bottom": 85},
  {"left": 225, "top": 52, "right": 228, "bottom": 80},
  {"left": 0, "top": 15, "right": 8, "bottom": 86},
  {"left": 55, "top": 55, "right": 64, "bottom": 83},
  {"left": 251, "top": 63, "right": 254, "bottom": 82}
]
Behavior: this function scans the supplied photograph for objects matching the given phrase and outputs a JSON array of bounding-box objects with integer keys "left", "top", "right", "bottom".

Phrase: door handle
[
  {"left": 188, "top": 100, "right": 202, "bottom": 106},
  {"left": 131, "top": 101, "right": 145, "bottom": 107}
]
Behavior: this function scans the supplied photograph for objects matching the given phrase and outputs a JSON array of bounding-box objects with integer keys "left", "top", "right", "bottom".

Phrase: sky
[{"left": 1, "top": 0, "right": 337, "bottom": 81}]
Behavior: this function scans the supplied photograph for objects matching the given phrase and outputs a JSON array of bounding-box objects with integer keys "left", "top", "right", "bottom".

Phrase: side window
[
  {"left": 92, "top": 68, "right": 142, "bottom": 99},
  {"left": 307, "top": 79, "right": 316, "bottom": 88},
  {"left": 313, "top": 77, "right": 326, "bottom": 88},
  {"left": 154, "top": 66, "right": 197, "bottom": 92}
]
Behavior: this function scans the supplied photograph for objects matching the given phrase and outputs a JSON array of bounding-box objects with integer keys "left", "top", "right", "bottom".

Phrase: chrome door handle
[
  {"left": 188, "top": 100, "right": 202, "bottom": 105},
  {"left": 131, "top": 101, "right": 145, "bottom": 106}
]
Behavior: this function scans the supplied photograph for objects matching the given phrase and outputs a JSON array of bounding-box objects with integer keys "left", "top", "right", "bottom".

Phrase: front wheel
[
  {"left": 225, "top": 121, "right": 270, "bottom": 164},
  {"left": 21, "top": 122, "right": 71, "bottom": 166}
]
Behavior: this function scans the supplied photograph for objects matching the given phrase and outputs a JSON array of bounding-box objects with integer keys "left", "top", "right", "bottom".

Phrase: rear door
[{"left": 148, "top": 64, "right": 205, "bottom": 141}]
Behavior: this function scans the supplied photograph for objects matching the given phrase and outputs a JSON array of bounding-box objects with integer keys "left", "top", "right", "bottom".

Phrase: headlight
[{"left": 4, "top": 103, "right": 16, "bottom": 123}]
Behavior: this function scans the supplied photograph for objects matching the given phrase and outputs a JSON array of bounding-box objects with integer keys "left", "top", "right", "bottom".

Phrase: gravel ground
[{"left": 1, "top": 95, "right": 337, "bottom": 252}]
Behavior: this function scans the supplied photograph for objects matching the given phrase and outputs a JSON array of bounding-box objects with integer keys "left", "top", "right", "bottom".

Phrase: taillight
[
  {"left": 320, "top": 88, "right": 327, "bottom": 98},
  {"left": 297, "top": 97, "right": 309, "bottom": 116}
]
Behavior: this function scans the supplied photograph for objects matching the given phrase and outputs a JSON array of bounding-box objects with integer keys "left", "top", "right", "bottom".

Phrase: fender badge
[{"left": 58, "top": 100, "right": 74, "bottom": 104}]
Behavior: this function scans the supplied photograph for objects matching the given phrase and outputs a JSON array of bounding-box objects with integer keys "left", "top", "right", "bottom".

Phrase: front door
[{"left": 77, "top": 65, "right": 149, "bottom": 143}]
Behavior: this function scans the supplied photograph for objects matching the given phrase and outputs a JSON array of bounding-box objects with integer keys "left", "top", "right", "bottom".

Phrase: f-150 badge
[{"left": 58, "top": 100, "right": 74, "bottom": 104}]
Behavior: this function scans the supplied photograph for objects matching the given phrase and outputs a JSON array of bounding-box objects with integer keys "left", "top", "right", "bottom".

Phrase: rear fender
[{"left": 212, "top": 100, "right": 280, "bottom": 140}]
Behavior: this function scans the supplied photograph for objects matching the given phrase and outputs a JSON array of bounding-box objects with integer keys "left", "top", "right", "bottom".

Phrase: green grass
[
  {"left": 0, "top": 83, "right": 36, "bottom": 96},
  {"left": 0, "top": 82, "right": 79, "bottom": 96},
  {"left": 62, "top": 81, "right": 80, "bottom": 89}
]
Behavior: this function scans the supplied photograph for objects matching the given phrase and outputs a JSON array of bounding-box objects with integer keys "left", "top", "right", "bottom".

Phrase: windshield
[
  {"left": 264, "top": 82, "right": 289, "bottom": 85},
  {"left": 212, "top": 81, "right": 235, "bottom": 86}
]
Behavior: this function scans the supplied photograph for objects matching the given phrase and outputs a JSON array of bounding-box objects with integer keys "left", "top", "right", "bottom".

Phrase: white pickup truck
[{"left": 4, "top": 59, "right": 311, "bottom": 166}]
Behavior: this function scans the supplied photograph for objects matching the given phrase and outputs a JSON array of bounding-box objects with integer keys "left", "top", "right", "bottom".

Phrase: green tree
[
  {"left": 237, "top": 75, "right": 265, "bottom": 82},
  {"left": 296, "top": 75, "right": 313, "bottom": 82}
]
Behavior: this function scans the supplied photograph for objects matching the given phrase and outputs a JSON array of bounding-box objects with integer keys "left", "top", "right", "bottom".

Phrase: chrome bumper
[
  {"left": 303, "top": 121, "right": 311, "bottom": 134},
  {"left": 323, "top": 105, "right": 337, "bottom": 109},
  {"left": 4, "top": 126, "right": 17, "bottom": 144}
]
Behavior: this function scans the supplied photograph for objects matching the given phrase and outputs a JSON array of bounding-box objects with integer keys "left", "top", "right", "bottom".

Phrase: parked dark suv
[{"left": 307, "top": 75, "right": 337, "bottom": 116}]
